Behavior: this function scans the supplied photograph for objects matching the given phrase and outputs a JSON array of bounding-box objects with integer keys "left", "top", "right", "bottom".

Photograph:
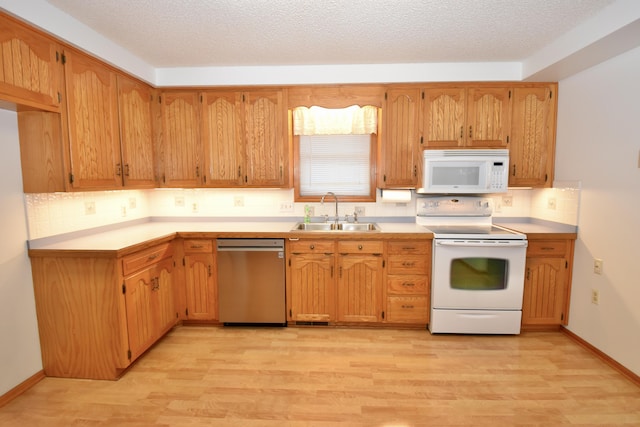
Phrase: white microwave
[{"left": 418, "top": 149, "right": 509, "bottom": 194}]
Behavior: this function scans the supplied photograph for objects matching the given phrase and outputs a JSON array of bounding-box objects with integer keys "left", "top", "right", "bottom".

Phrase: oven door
[{"left": 432, "top": 239, "right": 527, "bottom": 310}]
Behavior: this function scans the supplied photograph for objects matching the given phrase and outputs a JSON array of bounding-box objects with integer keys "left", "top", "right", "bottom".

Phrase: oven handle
[{"left": 435, "top": 240, "right": 528, "bottom": 248}]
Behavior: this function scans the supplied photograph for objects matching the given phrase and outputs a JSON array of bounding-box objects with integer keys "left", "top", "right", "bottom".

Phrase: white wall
[
  {"left": 556, "top": 46, "right": 640, "bottom": 376},
  {"left": 0, "top": 110, "right": 43, "bottom": 395}
]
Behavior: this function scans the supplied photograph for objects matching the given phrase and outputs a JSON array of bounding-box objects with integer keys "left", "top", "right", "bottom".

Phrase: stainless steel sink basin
[{"left": 292, "top": 222, "right": 380, "bottom": 232}]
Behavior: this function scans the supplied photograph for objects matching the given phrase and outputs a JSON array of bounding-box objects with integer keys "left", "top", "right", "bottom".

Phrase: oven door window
[{"left": 450, "top": 257, "right": 508, "bottom": 290}]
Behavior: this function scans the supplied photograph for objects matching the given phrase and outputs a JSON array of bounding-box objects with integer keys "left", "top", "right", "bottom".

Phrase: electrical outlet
[
  {"left": 84, "top": 201, "right": 96, "bottom": 215},
  {"left": 192, "top": 202, "right": 199, "bottom": 213},
  {"left": 355, "top": 206, "right": 366, "bottom": 216},
  {"left": 174, "top": 196, "right": 185, "bottom": 207},
  {"left": 591, "top": 289, "right": 600, "bottom": 305},
  {"left": 234, "top": 196, "right": 244, "bottom": 207},
  {"left": 279, "top": 202, "right": 294, "bottom": 213},
  {"left": 502, "top": 195, "right": 513, "bottom": 207},
  {"left": 129, "top": 197, "right": 137, "bottom": 209},
  {"left": 594, "top": 258, "right": 603, "bottom": 275},
  {"left": 547, "top": 197, "right": 557, "bottom": 210}
]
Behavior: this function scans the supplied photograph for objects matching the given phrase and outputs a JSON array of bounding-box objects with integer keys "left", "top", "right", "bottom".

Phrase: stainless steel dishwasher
[{"left": 216, "top": 238, "right": 286, "bottom": 325}]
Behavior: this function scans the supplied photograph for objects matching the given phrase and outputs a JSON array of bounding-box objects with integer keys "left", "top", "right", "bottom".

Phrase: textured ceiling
[{"left": 44, "top": 0, "right": 615, "bottom": 68}]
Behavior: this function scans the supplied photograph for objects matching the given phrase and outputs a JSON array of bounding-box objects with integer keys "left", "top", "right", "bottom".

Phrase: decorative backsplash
[{"left": 23, "top": 184, "right": 581, "bottom": 240}]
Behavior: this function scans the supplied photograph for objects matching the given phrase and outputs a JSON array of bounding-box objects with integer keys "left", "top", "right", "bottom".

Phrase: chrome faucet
[{"left": 320, "top": 192, "right": 339, "bottom": 224}]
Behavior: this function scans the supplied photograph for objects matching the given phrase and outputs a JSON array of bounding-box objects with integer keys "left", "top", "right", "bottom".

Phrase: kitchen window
[{"left": 292, "top": 105, "right": 378, "bottom": 202}]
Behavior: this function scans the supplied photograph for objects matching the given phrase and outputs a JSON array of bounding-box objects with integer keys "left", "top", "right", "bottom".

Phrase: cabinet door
[
  {"left": 289, "top": 253, "right": 335, "bottom": 322},
  {"left": 123, "top": 266, "right": 157, "bottom": 362},
  {"left": 243, "top": 90, "right": 286, "bottom": 186},
  {"left": 184, "top": 253, "right": 217, "bottom": 320},
  {"left": 117, "top": 75, "right": 155, "bottom": 188},
  {"left": 510, "top": 86, "right": 555, "bottom": 187},
  {"left": 0, "top": 15, "right": 62, "bottom": 109},
  {"left": 380, "top": 88, "right": 420, "bottom": 188},
  {"left": 422, "top": 88, "right": 466, "bottom": 148},
  {"left": 337, "top": 255, "right": 383, "bottom": 322},
  {"left": 466, "top": 87, "right": 511, "bottom": 147},
  {"left": 522, "top": 257, "right": 566, "bottom": 325},
  {"left": 64, "top": 50, "right": 121, "bottom": 189},
  {"left": 155, "top": 257, "right": 176, "bottom": 333},
  {"left": 160, "top": 92, "right": 202, "bottom": 187},
  {"left": 202, "top": 91, "right": 244, "bottom": 186}
]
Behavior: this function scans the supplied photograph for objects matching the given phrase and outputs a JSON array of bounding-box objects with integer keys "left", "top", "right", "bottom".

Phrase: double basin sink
[{"left": 292, "top": 222, "right": 380, "bottom": 232}]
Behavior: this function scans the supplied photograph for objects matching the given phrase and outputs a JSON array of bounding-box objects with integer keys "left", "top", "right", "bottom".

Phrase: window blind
[{"left": 299, "top": 135, "right": 371, "bottom": 196}]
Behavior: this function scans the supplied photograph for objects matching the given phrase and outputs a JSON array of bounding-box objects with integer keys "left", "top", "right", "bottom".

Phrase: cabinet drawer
[
  {"left": 387, "top": 275, "right": 428, "bottom": 294},
  {"left": 337, "top": 241, "right": 384, "bottom": 254},
  {"left": 184, "top": 239, "right": 213, "bottom": 253},
  {"left": 122, "top": 243, "right": 173, "bottom": 276},
  {"left": 289, "top": 240, "right": 335, "bottom": 254},
  {"left": 387, "top": 241, "right": 431, "bottom": 255},
  {"left": 527, "top": 240, "right": 568, "bottom": 257},
  {"left": 387, "top": 255, "right": 429, "bottom": 275},
  {"left": 386, "top": 296, "right": 429, "bottom": 323}
]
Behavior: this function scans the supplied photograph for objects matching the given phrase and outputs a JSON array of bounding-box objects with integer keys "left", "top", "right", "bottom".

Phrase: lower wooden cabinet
[
  {"left": 287, "top": 238, "right": 433, "bottom": 326},
  {"left": 522, "top": 238, "right": 575, "bottom": 328},
  {"left": 336, "top": 241, "right": 384, "bottom": 323},
  {"left": 287, "top": 240, "right": 336, "bottom": 322},
  {"left": 183, "top": 239, "right": 217, "bottom": 321},
  {"left": 29, "top": 240, "right": 177, "bottom": 380},
  {"left": 384, "top": 240, "right": 431, "bottom": 324}
]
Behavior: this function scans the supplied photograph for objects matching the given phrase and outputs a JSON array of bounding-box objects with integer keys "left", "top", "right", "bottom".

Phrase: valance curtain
[{"left": 292, "top": 105, "right": 378, "bottom": 135}]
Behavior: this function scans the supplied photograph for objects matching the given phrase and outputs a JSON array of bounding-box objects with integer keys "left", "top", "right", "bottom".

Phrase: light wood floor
[{"left": 1, "top": 326, "right": 639, "bottom": 426}]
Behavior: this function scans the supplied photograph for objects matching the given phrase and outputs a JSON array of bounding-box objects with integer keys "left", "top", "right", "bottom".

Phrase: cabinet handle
[
  {"left": 147, "top": 254, "right": 158, "bottom": 261},
  {"left": 238, "top": 166, "right": 242, "bottom": 177},
  {"left": 208, "top": 265, "right": 212, "bottom": 277},
  {"left": 541, "top": 247, "right": 555, "bottom": 251},
  {"left": 460, "top": 126, "right": 463, "bottom": 139},
  {"left": 116, "top": 163, "right": 122, "bottom": 176},
  {"left": 402, "top": 261, "right": 415, "bottom": 267},
  {"left": 403, "top": 282, "right": 415, "bottom": 287},
  {"left": 469, "top": 126, "right": 473, "bottom": 138},
  {"left": 526, "top": 268, "right": 530, "bottom": 280},
  {"left": 196, "top": 166, "right": 200, "bottom": 177},
  {"left": 124, "top": 164, "right": 130, "bottom": 177},
  {"left": 512, "top": 164, "right": 516, "bottom": 176},
  {"left": 402, "top": 305, "right": 414, "bottom": 309},
  {"left": 189, "top": 245, "right": 203, "bottom": 249},
  {"left": 402, "top": 246, "right": 416, "bottom": 251},
  {"left": 413, "top": 165, "right": 417, "bottom": 177}
]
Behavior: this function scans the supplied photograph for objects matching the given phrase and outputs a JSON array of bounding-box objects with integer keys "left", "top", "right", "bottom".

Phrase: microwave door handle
[{"left": 436, "top": 240, "right": 528, "bottom": 248}]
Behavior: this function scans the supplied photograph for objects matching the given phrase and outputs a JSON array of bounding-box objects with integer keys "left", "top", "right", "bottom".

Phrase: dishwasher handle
[{"left": 217, "top": 238, "right": 284, "bottom": 251}]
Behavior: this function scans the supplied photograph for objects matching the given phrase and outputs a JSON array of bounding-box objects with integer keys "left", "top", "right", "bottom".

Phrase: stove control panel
[{"left": 417, "top": 196, "right": 493, "bottom": 217}]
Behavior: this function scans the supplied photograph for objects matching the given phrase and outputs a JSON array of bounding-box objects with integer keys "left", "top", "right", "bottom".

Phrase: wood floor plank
[{"left": 0, "top": 326, "right": 639, "bottom": 426}]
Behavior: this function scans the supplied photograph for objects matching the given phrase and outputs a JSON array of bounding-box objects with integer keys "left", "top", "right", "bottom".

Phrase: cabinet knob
[
  {"left": 358, "top": 245, "right": 363, "bottom": 250},
  {"left": 309, "top": 244, "right": 315, "bottom": 250}
]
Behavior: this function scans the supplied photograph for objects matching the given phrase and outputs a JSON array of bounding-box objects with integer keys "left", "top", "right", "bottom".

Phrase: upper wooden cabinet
[
  {"left": 201, "top": 89, "right": 288, "bottom": 187},
  {"left": 379, "top": 88, "right": 420, "bottom": 188},
  {"left": 64, "top": 50, "right": 122, "bottom": 190},
  {"left": 116, "top": 75, "right": 156, "bottom": 188},
  {"left": 509, "top": 86, "right": 557, "bottom": 187},
  {"left": 423, "top": 87, "right": 512, "bottom": 148},
  {"left": 0, "top": 14, "right": 63, "bottom": 111},
  {"left": 243, "top": 90, "right": 288, "bottom": 187},
  {"left": 159, "top": 91, "right": 202, "bottom": 187},
  {"left": 202, "top": 91, "right": 243, "bottom": 186}
]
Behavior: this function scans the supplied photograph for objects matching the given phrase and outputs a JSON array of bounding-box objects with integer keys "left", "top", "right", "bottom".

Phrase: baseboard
[
  {"left": 562, "top": 327, "right": 640, "bottom": 387},
  {"left": 0, "top": 370, "right": 45, "bottom": 408}
]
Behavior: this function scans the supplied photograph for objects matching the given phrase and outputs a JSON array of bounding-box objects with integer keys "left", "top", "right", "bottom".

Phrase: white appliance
[
  {"left": 417, "top": 196, "right": 527, "bottom": 334},
  {"left": 418, "top": 149, "right": 509, "bottom": 194}
]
